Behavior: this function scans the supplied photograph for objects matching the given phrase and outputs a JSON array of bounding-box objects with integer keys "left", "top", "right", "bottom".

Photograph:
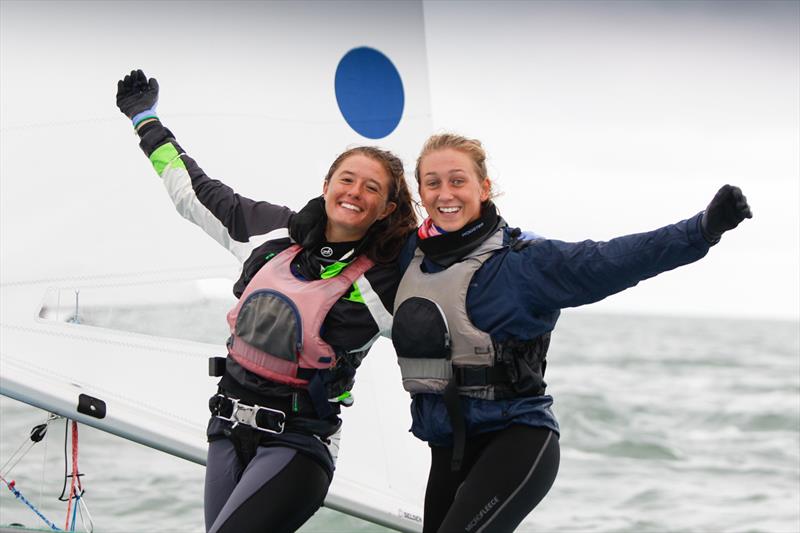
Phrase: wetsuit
[
  {"left": 395, "top": 203, "right": 712, "bottom": 532},
  {"left": 134, "top": 121, "right": 400, "bottom": 533}
]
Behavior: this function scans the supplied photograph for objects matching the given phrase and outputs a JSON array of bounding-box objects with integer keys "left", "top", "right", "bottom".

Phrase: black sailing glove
[
  {"left": 701, "top": 184, "right": 753, "bottom": 244},
  {"left": 116, "top": 69, "right": 159, "bottom": 127},
  {"left": 289, "top": 196, "right": 328, "bottom": 248}
]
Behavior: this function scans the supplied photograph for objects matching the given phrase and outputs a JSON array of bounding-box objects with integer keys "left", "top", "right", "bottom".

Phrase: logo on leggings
[{"left": 465, "top": 495, "right": 501, "bottom": 531}]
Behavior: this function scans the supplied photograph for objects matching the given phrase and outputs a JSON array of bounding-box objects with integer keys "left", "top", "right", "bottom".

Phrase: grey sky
[
  {"left": 0, "top": 0, "right": 797, "bottom": 321},
  {"left": 424, "top": 0, "right": 799, "bottom": 321}
]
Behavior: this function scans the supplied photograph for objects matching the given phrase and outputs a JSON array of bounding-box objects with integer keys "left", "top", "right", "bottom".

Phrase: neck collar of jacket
[
  {"left": 289, "top": 195, "right": 376, "bottom": 269},
  {"left": 418, "top": 202, "right": 504, "bottom": 268},
  {"left": 291, "top": 196, "right": 378, "bottom": 279}
]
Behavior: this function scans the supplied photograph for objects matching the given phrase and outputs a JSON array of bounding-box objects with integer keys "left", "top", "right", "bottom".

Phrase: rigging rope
[
  {"left": 40, "top": 414, "right": 55, "bottom": 512},
  {"left": 0, "top": 474, "right": 61, "bottom": 530},
  {"left": 76, "top": 489, "right": 95, "bottom": 533},
  {"left": 2, "top": 415, "right": 93, "bottom": 532},
  {"left": 63, "top": 420, "right": 82, "bottom": 531},
  {"left": 0, "top": 414, "right": 62, "bottom": 530},
  {"left": 0, "top": 422, "right": 47, "bottom": 476}
]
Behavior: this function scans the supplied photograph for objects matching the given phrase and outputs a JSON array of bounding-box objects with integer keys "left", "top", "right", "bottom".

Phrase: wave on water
[{"left": 2, "top": 312, "right": 798, "bottom": 532}]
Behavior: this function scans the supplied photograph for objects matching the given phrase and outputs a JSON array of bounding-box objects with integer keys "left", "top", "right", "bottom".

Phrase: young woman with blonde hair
[{"left": 392, "top": 133, "right": 751, "bottom": 532}]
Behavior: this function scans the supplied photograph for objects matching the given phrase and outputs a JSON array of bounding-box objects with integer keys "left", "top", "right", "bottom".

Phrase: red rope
[
  {"left": 63, "top": 420, "right": 79, "bottom": 531},
  {"left": 73, "top": 421, "right": 82, "bottom": 496}
]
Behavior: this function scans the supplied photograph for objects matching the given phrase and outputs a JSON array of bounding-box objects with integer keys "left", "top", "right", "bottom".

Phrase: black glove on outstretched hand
[
  {"left": 701, "top": 184, "right": 753, "bottom": 244},
  {"left": 289, "top": 196, "right": 328, "bottom": 249},
  {"left": 116, "top": 69, "right": 159, "bottom": 124}
]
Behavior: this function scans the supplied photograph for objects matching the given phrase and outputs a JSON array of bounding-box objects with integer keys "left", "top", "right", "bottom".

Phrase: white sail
[{"left": 1, "top": 1, "right": 431, "bottom": 531}]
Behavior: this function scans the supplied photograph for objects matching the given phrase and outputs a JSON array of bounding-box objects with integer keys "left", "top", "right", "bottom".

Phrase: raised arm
[
  {"left": 517, "top": 186, "right": 752, "bottom": 311},
  {"left": 116, "top": 69, "right": 293, "bottom": 263}
]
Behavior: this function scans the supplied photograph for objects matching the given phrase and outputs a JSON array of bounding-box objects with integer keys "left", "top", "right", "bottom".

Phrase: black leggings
[
  {"left": 424, "top": 425, "right": 559, "bottom": 533},
  {"left": 204, "top": 439, "right": 330, "bottom": 533}
]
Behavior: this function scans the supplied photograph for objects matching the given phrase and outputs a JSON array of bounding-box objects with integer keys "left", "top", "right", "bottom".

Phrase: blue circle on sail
[{"left": 335, "top": 47, "right": 404, "bottom": 139}]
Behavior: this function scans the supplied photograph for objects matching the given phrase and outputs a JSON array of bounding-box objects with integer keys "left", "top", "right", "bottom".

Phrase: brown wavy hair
[{"left": 325, "top": 147, "right": 417, "bottom": 263}]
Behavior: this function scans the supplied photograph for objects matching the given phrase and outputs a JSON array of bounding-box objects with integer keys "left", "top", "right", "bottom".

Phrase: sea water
[{"left": 1, "top": 312, "right": 798, "bottom": 532}]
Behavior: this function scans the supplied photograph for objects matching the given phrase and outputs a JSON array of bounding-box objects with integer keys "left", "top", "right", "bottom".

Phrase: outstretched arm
[
  {"left": 116, "top": 69, "right": 293, "bottom": 263},
  {"left": 518, "top": 186, "right": 752, "bottom": 311}
]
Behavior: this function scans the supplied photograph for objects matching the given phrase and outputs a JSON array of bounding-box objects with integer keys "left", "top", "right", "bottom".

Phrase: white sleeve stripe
[
  {"left": 160, "top": 162, "right": 289, "bottom": 263},
  {"left": 356, "top": 274, "right": 393, "bottom": 339},
  {"left": 248, "top": 228, "right": 290, "bottom": 249},
  {"left": 349, "top": 331, "right": 381, "bottom": 353}
]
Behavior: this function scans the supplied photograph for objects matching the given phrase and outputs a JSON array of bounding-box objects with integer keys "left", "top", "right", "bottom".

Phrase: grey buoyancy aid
[
  {"left": 392, "top": 227, "right": 550, "bottom": 401},
  {"left": 392, "top": 228, "right": 505, "bottom": 400},
  {"left": 393, "top": 227, "right": 549, "bottom": 470},
  {"left": 226, "top": 244, "right": 374, "bottom": 388}
]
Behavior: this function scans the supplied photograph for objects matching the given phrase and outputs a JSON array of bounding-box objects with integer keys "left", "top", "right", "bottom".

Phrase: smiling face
[
  {"left": 322, "top": 153, "right": 397, "bottom": 242},
  {"left": 418, "top": 148, "right": 491, "bottom": 232}
]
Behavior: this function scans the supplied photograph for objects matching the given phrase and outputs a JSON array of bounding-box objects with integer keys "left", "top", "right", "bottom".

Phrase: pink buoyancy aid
[{"left": 226, "top": 245, "right": 374, "bottom": 387}]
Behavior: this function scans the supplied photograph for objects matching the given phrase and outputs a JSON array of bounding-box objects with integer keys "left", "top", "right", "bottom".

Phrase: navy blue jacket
[{"left": 398, "top": 213, "right": 711, "bottom": 446}]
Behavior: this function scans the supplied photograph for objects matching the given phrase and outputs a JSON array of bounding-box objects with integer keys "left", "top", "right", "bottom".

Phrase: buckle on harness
[{"left": 213, "top": 395, "right": 286, "bottom": 435}]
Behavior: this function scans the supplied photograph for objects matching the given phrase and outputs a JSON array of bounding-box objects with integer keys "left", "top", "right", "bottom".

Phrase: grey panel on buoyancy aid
[{"left": 392, "top": 229, "right": 505, "bottom": 400}]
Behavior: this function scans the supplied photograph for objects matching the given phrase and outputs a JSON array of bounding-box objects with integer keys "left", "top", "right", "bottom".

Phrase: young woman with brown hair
[{"left": 116, "top": 69, "right": 417, "bottom": 533}]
